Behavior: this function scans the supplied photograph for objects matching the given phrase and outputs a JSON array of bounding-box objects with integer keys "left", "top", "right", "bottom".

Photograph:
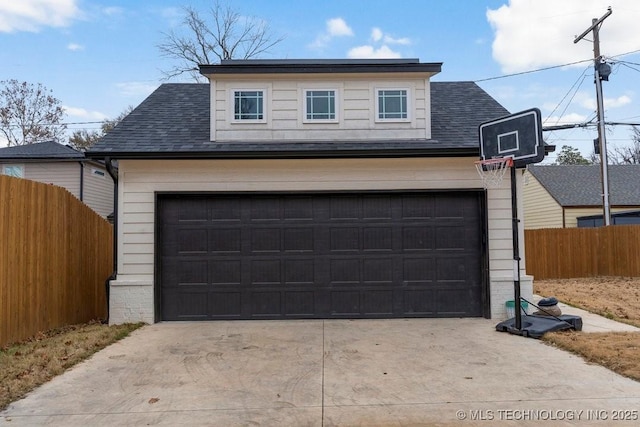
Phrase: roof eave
[
  {"left": 199, "top": 62, "right": 442, "bottom": 76},
  {"left": 86, "top": 146, "right": 478, "bottom": 160}
]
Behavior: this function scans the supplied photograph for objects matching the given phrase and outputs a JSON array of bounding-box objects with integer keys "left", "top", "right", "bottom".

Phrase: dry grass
[
  {"left": 542, "top": 331, "right": 640, "bottom": 381},
  {"left": 0, "top": 321, "right": 143, "bottom": 410},
  {"left": 534, "top": 276, "right": 640, "bottom": 327},
  {"left": 535, "top": 277, "right": 640, "bottom": 382}
]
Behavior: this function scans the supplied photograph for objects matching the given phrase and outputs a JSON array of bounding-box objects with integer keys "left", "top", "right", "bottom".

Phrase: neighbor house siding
[
  {"left": 110, "top": 157, "right": 530, "bottom": 324},
  {"left": 22, "top": 162, "right": 81, "bottom": 199},
  {"left": 211, "top": 76, "right": 428, "bottom": 141},
  {"left": 82, "top": 164, "right": 115, "bottom": 218},
  {"left": 564, "top": 206, "right": 640, "bottom": 228},
  {"left": 523, "top": 171, "right": 563, "bottom": 229}
]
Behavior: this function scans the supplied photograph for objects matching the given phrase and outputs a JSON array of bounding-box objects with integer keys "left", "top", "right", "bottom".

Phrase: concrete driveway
[{"left": 2, "top": 318, "right": 640, "bottom": 426}]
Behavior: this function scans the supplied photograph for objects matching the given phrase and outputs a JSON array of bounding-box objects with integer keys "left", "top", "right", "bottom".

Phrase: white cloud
[
  {"left": 67, "top": 42, "right": 83, "bottom": 51},
  {"left": 63, "top": 105, "right": 108, "bottom": 121},
  {"left": 327, "top": 17, "right": 353, "bottom": 37},
  {"left": 606, "top": 94, "right": 632, "bottom": 108},
  {"left": 544, "top": 112, "right": 589, "bottom": 125},
  {"left": 371, "top": 27, "right": 383, "bottom": 42},
  {"left": 115, "top": 82, "right": 158, "bottom": 98},
  {"left": 348, "top": 45, "right": 402, "bottom": 59},
  {"left": 0, "top": 0, "right": 81, "bottom": 32},
  {"left": 487, "top": 0, "right": 640, "bottom": 73},
  {"left": 383, "top": 35, "right": 411, "bottom": 45},
  {"left": 309, "top": 17, "right": 353, "bottom": 49}
]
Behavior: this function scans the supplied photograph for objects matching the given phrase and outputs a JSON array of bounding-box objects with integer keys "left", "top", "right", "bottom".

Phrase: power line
[{"left": 474, "top": 58, "right": 593, "bottom": 82}]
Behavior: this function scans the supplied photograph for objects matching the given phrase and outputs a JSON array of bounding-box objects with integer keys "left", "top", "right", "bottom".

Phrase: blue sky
[{"left": 1, "top": 0, "right": 639, "bottom": 161}]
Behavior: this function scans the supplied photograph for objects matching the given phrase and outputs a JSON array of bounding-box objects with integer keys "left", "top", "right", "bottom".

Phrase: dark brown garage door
[{"left": 157, "top": 192, "right": 486, "bottom": 320}]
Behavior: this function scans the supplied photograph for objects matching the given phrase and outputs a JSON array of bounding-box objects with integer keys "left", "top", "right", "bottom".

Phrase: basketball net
[{"left": 475, "top": 157, "right": 514, "bottom": 188}]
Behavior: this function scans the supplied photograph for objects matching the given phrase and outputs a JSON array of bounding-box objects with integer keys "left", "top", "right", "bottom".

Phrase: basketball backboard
[{"left": 479, "top": 108, "right": 544, "bottom": 168}]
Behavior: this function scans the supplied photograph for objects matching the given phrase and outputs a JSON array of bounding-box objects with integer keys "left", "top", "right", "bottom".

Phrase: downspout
[
  {"left": 104, "top": 157, "right": 118, "bottom": 324},
  {"left": 78, "top": 161, "right": 84, "bottom": 201}
]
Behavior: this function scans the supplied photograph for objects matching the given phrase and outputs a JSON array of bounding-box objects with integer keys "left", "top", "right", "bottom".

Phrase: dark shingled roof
[
  {"left": 528, "top": 164, "right": 640, "bottom": 206},
  {"left": 0, "top": 141, "right": 84, "bottom": 160},
  {"left": 87, "top": 81, "right": 511, "bottom": 159}
]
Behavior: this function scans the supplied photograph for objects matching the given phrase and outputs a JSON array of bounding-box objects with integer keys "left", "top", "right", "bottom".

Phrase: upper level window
[
  {"left": 376, "top": 89, "right": 408, "bottom": 121},
  {"left": 234, "top": 90, "right": 264, "bottom": 121},
  {"left": 305, "top": 90, "right": 336, "bottom": 121},
  {"left": 2, "top": 164, "right": 24, "bottom": 178}
]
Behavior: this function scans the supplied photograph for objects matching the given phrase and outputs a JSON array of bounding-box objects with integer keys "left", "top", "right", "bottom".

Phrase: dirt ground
[{"left": 534, "top": 277, "right": 640, "bottom": 382}]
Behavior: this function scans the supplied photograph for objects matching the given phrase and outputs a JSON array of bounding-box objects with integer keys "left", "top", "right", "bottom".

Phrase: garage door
[{"left": 158, "top": 192, "right": 486, "bottom": 320}]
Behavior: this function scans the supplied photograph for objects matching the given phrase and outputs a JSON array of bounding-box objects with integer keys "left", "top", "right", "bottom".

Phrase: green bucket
[{"left": 505, "top": 300, "right": 529, "bottom": 318}]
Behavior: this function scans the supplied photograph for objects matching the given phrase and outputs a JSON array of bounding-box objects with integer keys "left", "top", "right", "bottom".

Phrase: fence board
[
  {"left": 0, "top": 175, "right": 111, "bottom": 347},
  {"left": 525, "top": 225, "right": 640, "bottom": 280}
]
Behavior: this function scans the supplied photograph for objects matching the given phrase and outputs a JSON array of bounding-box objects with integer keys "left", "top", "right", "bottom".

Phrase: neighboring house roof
[
  {"left": 527, "top": 164, "right": 640, "bottom": 206},
  {"left": 0, "top": 141, "right": 84, "bottom": 160},
  {"left": 86, "top": 81, "right": 511, "bottom": 159}
]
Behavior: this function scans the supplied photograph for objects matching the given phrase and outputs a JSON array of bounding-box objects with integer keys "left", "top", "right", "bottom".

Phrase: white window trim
[
  {"left": 229, "top": 88, "right": 268, "bottom": 124},
  {"left": 2, "top": 164, "right": 24, "bottom": 178},
  {"left": 302, "top": 88, "right": 340, "bottom": 124},
  {"left": 374, "top": 87, "right": 411, "bottom": 123}
]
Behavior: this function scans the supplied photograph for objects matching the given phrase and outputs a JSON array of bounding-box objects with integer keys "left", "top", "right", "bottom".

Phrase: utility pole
[{"left": 574, "top": 7, "right": 613, "bottom": 226}]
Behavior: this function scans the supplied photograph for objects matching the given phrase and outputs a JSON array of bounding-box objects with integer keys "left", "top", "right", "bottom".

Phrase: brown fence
[
  {"left": 0, "top": 175, "right": 112, "bottom": 347},
  {"left": 525, "top": 225, "right": 640, "bottom": 280}
]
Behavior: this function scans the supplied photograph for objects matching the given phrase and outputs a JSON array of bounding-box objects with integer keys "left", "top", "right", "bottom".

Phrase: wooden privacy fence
[
  {"left": 525, "top": 225, "right": 640, "bottom": 280},
  {"left": 0, "top": 175, "right": 112, "bottom": 347}
]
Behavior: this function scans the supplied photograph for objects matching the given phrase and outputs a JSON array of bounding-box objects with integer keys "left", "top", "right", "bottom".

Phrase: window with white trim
[
  {"left": 376, "top": 89, "right": 408, "bottom": 121},
  {"left": 304, "top": 90, "right": 337, "bottom": 121},
  {"left": 2, "top": 164, "right": 24, "bottom": 178},
  {"left": 233, "top": 90, "right": 264, "bottom": 121}
]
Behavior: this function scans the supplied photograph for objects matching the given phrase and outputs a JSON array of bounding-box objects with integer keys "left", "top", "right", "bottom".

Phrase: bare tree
[
  {"left": 68, "top": 106, "right": 134, "bottom": 151},
  {"left": 158, "top": 1, "right": 284, "bottom": 80},
  {"left": 609, "top": 126, "right": 640, "bottom": 165},
  {"left": 0, "top": 80, "right": 66, "bottom": 146}
]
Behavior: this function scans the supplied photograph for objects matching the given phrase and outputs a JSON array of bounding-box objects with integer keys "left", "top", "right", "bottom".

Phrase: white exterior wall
[
  {"left": 82, "top": 164, "right": 115, "bottom": 218},
  {"left": 111, "top": 157, "right": 531, "bottom": 324},
  {"left": 23, "top": 162, "right": 81, "bottom": 198},
  {"left": 212, "top": 76, "right": 429, "bottom": 141},
  {"left": 522, "top": 171, "right": 564, "bottom": 229}
]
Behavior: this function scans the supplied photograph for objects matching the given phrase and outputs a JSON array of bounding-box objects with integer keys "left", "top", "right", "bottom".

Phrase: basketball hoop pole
[{"left": 510, "top": 165, "right": 522, "bottom": 330}]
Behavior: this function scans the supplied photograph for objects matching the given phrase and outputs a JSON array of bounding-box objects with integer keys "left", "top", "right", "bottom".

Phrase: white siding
[
  {"left": 111, "top": 158, "right": 529, "bottom": 323},
  {"left": 82, "top": 164, "right": 115, "bottom": 218},
  {"left": 23, "top": 162, "right": 81, "bottom": 198},
  {"left": 212, "top": 77, "right": 429, "bottom": 141},
  {"left": 522, "top": 171, "right": 563, "bottom": 229}
]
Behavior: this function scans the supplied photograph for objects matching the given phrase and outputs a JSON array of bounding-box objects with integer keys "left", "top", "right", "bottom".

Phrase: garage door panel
[
  {"left": 283, "top": 228, "right": 314, "bottom": 251},
  {"left": 251, "top": 228, "right": 281, "bottom": 252},
  {"left": 251, "top": 260, "right": 281, "bottom": 284},
  {"left": 209, "top": 292, "right": 242, "bottom": 317},
  {"left": 250, "top": 291, "right": 282, "bottom": 316},
  {"left": 363, "top": 227, "right": 393, "bottom": 251},
  {"left": 283, "top": 259, "right": 315, "bottom": 284},
  {"left": 284, "top": 291, "right": 316, "bottom": 316},
  {"left": 210, "top": 229, "right": 241, "bottom": 253},
  {"left": 363, "top": 258, "right": 394, "bottom": 283},
  {"left": 403, "top": 257, "right": 436, "bottom": 283},
  {"left": 159, "top": 192, "right": 485, "bottom": 320},
  {"left": 210, "top": 260, "right": 242, "bottom": 285},
  {"left": 330, "top": 258, "right": 361, "bottom": 284}
]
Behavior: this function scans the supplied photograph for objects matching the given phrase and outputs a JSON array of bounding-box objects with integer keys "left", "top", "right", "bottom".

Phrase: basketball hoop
[{"left": 475, "top": 157, "right": 513, "bottom": 188}]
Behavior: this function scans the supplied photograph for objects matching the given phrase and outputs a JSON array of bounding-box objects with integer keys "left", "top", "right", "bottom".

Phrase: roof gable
[
  {"left": 528, "top": 164, "right": 640, "bottom": 206},
  {"left": 0, "top": 141, "right": 84, "bottom": 160}
]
